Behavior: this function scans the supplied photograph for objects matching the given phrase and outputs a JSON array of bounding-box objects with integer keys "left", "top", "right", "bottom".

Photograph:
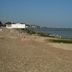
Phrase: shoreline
[{"left": 0, "top": 28, "right": 72, "bottom": 51}]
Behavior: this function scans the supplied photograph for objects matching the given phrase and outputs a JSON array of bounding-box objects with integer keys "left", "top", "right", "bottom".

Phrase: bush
[
  {"left": 0, "top": 21, "right": 3, "bottom": 27},
  {"left": 36, "top": 32, "right": 49, "bottom": 37},
  {"left": 21, "top": 28, "right": 36, "bottom": 35},
  {"left": 49, "top": 39, "right": 72, "bottom": 43},
  {"left": 21, "top": 28, "right": 49, "bottom": 36}
]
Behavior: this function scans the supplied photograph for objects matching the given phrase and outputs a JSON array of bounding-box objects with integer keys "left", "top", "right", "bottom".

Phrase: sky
[{"left": 0, "top": 0, "right": 72, "bottom": 28}]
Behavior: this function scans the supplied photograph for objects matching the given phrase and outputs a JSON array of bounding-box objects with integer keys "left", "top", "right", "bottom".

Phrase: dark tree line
[
  {"left": 5, "top": 22, "right": 12, "bottom": 24},
  {"left": 0, "top": 21, "right": 12, "bottom": 27},
  {"left": 0, "top": 21, "right": 3, "bottom": 27},
  {"left": 0, "top": 21, "right": 7, "bottom": 27}
]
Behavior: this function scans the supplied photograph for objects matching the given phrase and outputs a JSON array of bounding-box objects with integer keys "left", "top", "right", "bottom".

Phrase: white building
[{"left": 6, "top": 23, "right": 26, "bottom": 29}]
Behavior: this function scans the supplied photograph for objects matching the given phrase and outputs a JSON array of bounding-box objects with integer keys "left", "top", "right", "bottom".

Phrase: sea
[{"left": 33, "top": 28, "right": 72, "bottom": 39}]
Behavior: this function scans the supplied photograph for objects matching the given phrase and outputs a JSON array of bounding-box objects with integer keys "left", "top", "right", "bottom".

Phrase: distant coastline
[{"left": 32, "top": 27, "right": 72, "bottom": 39}]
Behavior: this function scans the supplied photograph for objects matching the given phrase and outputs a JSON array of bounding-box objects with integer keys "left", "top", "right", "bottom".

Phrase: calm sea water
[{"left": 34, "top": 28, "right": 72, "bottom": 39}]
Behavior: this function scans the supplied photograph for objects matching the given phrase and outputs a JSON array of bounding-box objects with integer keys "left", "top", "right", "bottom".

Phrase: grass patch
[
  {"left": 20, "top": 28, "right": 50, "bottom": 37},
  {"left": 36, "top": 32, "right": 49, "bottom": 37},
  {"left": 49, "top": 39, "right": 72, "bottom": 43}
]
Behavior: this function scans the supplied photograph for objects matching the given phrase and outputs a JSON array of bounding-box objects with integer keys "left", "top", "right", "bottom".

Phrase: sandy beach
[{"left": 0, "top": 28, "right": 72, "bottom": 72}]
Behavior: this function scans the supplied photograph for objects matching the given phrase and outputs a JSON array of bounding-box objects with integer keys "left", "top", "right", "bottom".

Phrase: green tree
[
  {"left": 5, "top": 22, "right": 12, "bottom": 24},
  {"left": 0, "top": 21, "right": 3, "bottom": 27}
]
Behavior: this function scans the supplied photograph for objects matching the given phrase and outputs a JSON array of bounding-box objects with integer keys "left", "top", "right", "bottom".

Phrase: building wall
[{"left": 6, "top": 23, "right": 26, "bottom": 29}]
